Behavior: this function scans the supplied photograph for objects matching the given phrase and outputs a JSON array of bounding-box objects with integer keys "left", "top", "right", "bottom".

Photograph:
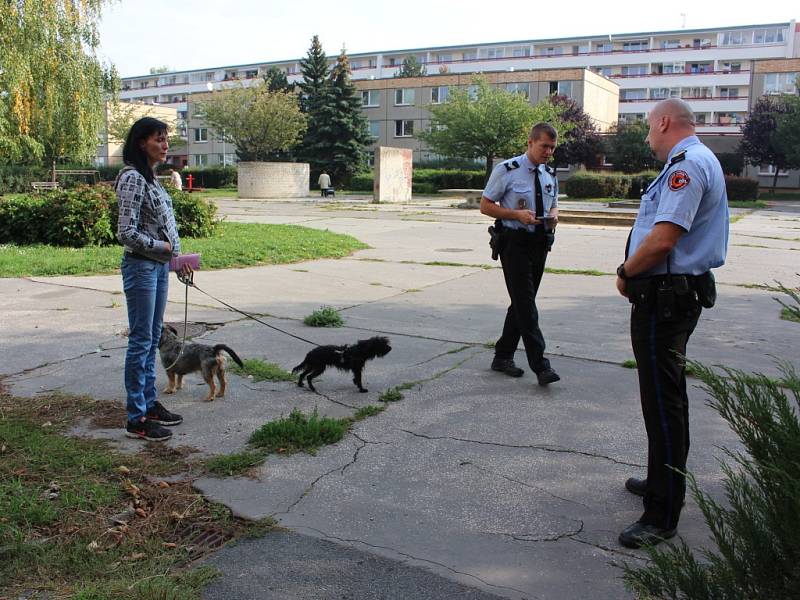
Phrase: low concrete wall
[
  {"left": 374, "top": 147, "right": 412, "bottom": 203},
  {"left": 237, "top": 162, "right": 309, "bottom": 198}
]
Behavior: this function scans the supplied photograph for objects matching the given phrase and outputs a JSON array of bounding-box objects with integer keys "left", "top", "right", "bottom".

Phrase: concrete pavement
[{"left": 2, "top": 197, "right": 798, "bottom": 599}]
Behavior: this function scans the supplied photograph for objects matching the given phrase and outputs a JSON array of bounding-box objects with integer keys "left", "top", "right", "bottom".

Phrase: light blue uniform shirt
[
  {"left": 629, "top": 136, "right": 729, "bottom": 276},
  {"left": 482, "top": 153, "right": 558, "bottom": 232}
]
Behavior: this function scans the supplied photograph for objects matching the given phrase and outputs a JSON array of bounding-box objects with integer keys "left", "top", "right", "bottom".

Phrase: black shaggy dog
[{"left": 292, "top": 336, "right": 392, "bottom": 393}]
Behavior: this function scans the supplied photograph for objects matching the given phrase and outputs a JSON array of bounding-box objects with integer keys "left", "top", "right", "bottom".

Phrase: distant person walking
[
  {"left": 169, "top": 167, "right": 183, "bottom": 190},
  {"left": 318, "top": 170, "right": 332, "bottom": 197}
]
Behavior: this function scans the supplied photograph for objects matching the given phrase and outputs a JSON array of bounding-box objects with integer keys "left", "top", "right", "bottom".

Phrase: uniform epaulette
[
  {"left": 544, "top": 165, "right": 555, "bottom": 175},
  {"left": 669, "top": 150, "right": 687, "bottom": 165},
  {"left": 504, "top": 160, "right": 520, "bottom": 171}
]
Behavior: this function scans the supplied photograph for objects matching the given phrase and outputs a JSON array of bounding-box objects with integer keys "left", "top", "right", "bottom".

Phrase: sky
[{"left": 97, "top": 0, "right": 798, "bottom": 77}]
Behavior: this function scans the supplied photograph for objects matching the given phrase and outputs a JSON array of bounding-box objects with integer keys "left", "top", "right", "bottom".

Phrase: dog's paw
[
  {"left": 204, "top": 396, "right": 215, "bottom": 402},
  {"left": 162, "top": 387, "right": 175, "bottom": 394}
]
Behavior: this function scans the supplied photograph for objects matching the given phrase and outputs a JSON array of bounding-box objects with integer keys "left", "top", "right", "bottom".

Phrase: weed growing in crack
[
  {"left": 354, "top": 405, "right": 386, "bottom": 420},
  {"left": 249, "top": 408, "right": 350, "bottom": 455},
  {"left": 230, "top": 359, "right": 295, "bottom": 382},
  {"left": 303, "top": 306, "right": 344, "bottom": 327},
  {"left": 379, "top": 388, "right": 403, "bottom": 402},
  {"left": 204, "top": 449, "right": 266, "bottom": 476},
  {"left": 621, "top": 359, "right": 637, "bottom": 369}
]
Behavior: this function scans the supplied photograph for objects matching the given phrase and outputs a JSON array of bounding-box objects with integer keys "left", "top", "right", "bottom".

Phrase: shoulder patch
[
  {"left": 544, "top": 164, "right": 555, "bottom": 175},
  {"left": 669, "top": 150, "right": 687, "bottom": 165},
  {"left": 504, "top": 160, "right": 520, "bottom": 171},
  {"left": 668, "top": 170, "right": 691, "bottom": 191}
]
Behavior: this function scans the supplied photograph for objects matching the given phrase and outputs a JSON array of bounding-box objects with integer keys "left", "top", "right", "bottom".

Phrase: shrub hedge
[
  {"left": 349, "top": 169, "right": 486, "bottom": 193},
  {"left": 0, "top": 184, "right": 217, "bottom": 247},
  {"left": 724, "top": 176, "right": 759, "bottom": 201},
  {"left": 182, "top": 166, "right": 237, "bottom": 189}
]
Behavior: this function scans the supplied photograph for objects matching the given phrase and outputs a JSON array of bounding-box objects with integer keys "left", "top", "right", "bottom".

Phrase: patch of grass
[
  {"left": 780, "top": 307, "right": 800, "bottom": 323},
  {"left": 0, "top": 392, "right": 275, "bottom": 599},
  {"left": 204, "top": 449, "right": 266, "bottom": 477},
  {"left": 621, "top": 359, "right": 637, "bottom": 369},
  {"left": 354, "top": 405, "right": 386, "bottom": 420},
  {"left": 422, "top": 261, "right": 492, "bottom": 269},
  {"left": 379, "top": 388, "right": 403, "bottom": 403},
  {"left": 291, "top": 268, "right": 309, "bottom": 272},
  {"left": 0, "top": 222, "right": 368, "bottom": 277},
  {"left": 193, "top": 187, "right": 238, "bottom": 199},
  {"left": 405, "top": 288, "right": 422, "bottom": 293},
  {"left": 230, "top": 358, "right": 295, "bottom": 382},
  {"left": 303, "top": 305, "right": 344, "bottom": 327},
  {"left": 728, "top": 200, "right": 768, "bottom": 209},
  {"left": 248, "top": 408, "right": 350, "bottom": 455},
  {"left": 545, "top": 267, "right": 611, "bottom": 276}
]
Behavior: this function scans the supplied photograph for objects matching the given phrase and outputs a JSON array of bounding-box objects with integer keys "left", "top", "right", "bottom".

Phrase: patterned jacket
[{"left": 115, "top": 166, "right": 181, "bottom": 263}]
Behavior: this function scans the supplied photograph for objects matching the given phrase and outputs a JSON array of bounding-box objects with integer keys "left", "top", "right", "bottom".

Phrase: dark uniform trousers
[
  {"left": 630, "top": 286, "right": 701, "bottom": 530},
  {"left": 496, "top": 229, "right": 551, "bottom": 373}
]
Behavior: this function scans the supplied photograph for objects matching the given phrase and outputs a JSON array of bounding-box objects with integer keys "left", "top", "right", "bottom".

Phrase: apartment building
[
  {"left": 96, "top": 102, "right": 179, "bottom": 166},
  {"left": 117, "top": 20, "right": 799, "bottom": 170}
]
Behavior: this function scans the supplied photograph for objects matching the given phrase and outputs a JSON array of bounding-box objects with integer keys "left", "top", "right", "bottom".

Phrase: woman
[{"left": 117, "top": 117, "right": 185, "bottom": 441}]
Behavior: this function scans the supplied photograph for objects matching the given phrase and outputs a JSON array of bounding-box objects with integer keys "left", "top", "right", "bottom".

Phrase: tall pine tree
[{"left": 299, "top": 42, "right": 370, "bottom": 185}]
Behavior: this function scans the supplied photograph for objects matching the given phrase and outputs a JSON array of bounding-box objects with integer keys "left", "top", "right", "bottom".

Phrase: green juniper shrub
[
  {"left": 619, "top": 361, "right": 800, "bottom": 599},
  {"left": 716, "top": 152, "right": 744, "bottom": 176},
  {"left": 303, "top": 305, "right": 344, "bottom": 327},
  {"left": 724, "top": 176, "right": 759, "bottom": 202}
]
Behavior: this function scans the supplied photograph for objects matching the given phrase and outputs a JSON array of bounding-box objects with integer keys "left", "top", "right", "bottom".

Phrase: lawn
[{"left": 0, "top": 222, "right": 368, "bottom": 277}]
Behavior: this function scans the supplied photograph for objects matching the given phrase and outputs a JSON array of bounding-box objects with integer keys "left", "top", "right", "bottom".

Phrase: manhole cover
[
  {"left": 434, "top": 248, "right": 472, "bottom": 253},
  {"left": 175, "top": 524, "right": 235, "bottom": 559}
]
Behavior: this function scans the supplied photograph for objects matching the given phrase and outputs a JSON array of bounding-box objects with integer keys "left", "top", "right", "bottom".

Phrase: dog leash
[
  {"left": 176, "top": 270, "right": 320, "bottom": 346},
  {"left": 163, "top": 271, "right": 192, "bottom": 371}
]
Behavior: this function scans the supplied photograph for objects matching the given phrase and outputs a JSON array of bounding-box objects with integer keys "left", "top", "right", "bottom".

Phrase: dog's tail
[
  {"left": 214, "top": 344, "right": 244, "bottom": 368},
  {"left": 291, "top": 360, "right": 306, "bottom": 374}
]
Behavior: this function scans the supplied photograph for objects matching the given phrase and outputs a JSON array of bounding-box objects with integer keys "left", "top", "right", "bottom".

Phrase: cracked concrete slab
[{"left": 3, "top": 199, "right": 798, "bottom": 599}]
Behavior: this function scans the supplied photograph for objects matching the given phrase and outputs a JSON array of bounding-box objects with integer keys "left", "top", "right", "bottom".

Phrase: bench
[
  {"left": 54, "top": 169, "right": 100, "bottom": 185},
  {"left": 31, "top": 181, "right": 61, "bottom": 192},
  {"left": 439, "top": 188, "right": 483, "bottom": 208}
]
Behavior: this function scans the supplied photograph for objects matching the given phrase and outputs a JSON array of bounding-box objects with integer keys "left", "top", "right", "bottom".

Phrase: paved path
[{"left": 2, "top": 197, "right": 798, "bottom": 599}]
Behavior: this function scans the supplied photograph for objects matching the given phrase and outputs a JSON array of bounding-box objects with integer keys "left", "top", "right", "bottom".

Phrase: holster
[
  {"left": 691, "top": 271, "right": 716, "bottom": 308},
  {"left": 628, "top": 274, "right": 699, "bottom": 322},
  {"left": 545, "top": 231, "right": 555, "bottom": 252},
  {"left": 488, "top": 219, "right": 505, "bottom": 260}
]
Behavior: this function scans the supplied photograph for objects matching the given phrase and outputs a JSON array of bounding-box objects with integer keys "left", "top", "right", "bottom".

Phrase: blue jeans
[{"left": 122, "top": 254, "right": 169, "bottom": 422}]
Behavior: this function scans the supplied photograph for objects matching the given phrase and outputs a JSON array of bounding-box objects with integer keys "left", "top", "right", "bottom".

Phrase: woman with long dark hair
[{"left": 117, "top": 117, "right": 184, "bottom": 441}]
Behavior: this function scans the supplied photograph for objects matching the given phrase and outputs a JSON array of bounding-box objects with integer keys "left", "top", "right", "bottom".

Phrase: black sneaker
[
  {"left": 126, "top": 419, "right": 172, "bottom": 442},
  {"left": 491, "top": 358, "right": 524, "bottom": 377},
  {"left": 146, "top": 401, "right": 183, "bottom": 426},
  {"left": 536, "top": 368, "right": 560, "bottom": 386}
]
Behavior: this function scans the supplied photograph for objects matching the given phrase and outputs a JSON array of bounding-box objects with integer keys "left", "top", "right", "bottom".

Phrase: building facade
[{"left": 117, "top": 20, "right": 799, "bottom": 180}]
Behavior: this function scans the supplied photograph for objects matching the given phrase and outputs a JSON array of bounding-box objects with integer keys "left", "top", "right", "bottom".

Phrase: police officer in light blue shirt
[
  {"left": 480, "top": 122, "right": 561, "bottom": 387},
  {"left": 615, "top": 98, "right": 729, "bottom": 549}
]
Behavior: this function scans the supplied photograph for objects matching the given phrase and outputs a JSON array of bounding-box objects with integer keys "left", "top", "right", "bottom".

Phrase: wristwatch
[{"left": 616, "top": 263, "right": 629, "bottom": 280}]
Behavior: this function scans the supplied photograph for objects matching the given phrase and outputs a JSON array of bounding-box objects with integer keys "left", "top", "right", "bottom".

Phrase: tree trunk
[
  {"left": 771, "top": 167, "right": 780, "bottom": 194},
  {"left": 484, "top": 155, "right": 493, "bottom": 185}
]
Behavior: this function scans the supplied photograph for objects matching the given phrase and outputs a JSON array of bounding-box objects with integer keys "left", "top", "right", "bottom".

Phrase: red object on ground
[{"left": 186, "top": 174, "right": 194, "bottom": 193}]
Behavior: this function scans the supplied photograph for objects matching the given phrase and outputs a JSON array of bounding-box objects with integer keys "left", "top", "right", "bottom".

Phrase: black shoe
[
  {"left": 125, "top": 419, "right": 172, "bottom": 442},
  {"left": 625, "top": 477, "right": 647, "bottom": 497},
  {"left": 146, "top": 401, "right": 183, "bottom": 426},
  {"left": 618, "top": 521, "right": 677, "bottom": 549},
  {"left": 491, "top": 358, "right": 524, "bottom": 378},
  {"left": 536, "top": 368, "right": 560, "bottom": 386}
]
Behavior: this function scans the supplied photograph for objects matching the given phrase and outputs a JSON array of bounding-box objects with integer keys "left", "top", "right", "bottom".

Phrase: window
[
  {"left": 621, "top": 65, "right": 648, "bottom": 76},
  {"left": 572, "top": 44, "right": 590, "bottom": 54},
  {"left": 658, "top": 62, "right": 685, "bottom": 74},
  {"left": 758, "top": 164, "right": 789, "bottom": 176},
  {"left": 718, "top": 87, "right": 739, "bottom": 98},
  {"left": 688, "top": 63, "right": 712, "bottom": 74},
  {"left": 430, "top": 86, "right": 448, "bottom": 104},
  {"left": 682, "top": 87, "right": 711, "bottom": 99},
  {"left": 245, "top": 70, "right": 258, "bottom": 79},
  {"left": 557, "top": 81, "right": 573, "bottom": 97},
  {"left": 716, "top": 112, "right": 744, "bottom": 125},
  {"left": 618, "top": 113, "right": 645, "bottom": 123},
  {"left": 693, "top": 113, "right": 709, "bottom": 125},
  {"left": 215, "top": 131, "right": 226, "bottom": 143},
  {"left": 193, "top": 154, "right": 207, "bottom": 167},
  {"left": 623, "top": 40, "right": 648, "bottom": 51},
  {"left": 764, "top": 73, "right": 799, "bottom": 95},
  {"left": 466, "top": 85, "right": 478, "bottom": 100},
  {"left": 721, "top": 30, "right": 746, "bottom": 46},
  {"left": 193, "top": 107, "right": 206, "bottom": 119},
  {"left": 394, "top": 120, "right": 413, "bottom": 137},
  {"left": 487, "top": 48, "right": 505, "bottom": 59},
  {"left": 511, "top": 46, "right": 531, "bottom": 57},
  {"left": 661, "top": 39, "right": 681, "bottom": 49},
  {"left": 549, "top": 81, "right": 559, "bottom": 95},
  {"left": 361, "top": 90, "right": 380, "bottom": 107},
  {"left": 540, "top": 47, "right": 563, "bottom": 56},
  {"left": 620, "top": 89, "right": 646, "bottom": 101},
  {"left": 462, "top": 51, "right": 477, "bottom": 61},
  {"left": 650, "top": 88, "right": 680, "bottom": 100},
  {"left": 753, "top": 27, "right": 785, "bottom": 44},
  {"left": 435, "top": 53, "right": 452, "bottom": 63},
  {"left": 194, "top": 128, "right": 208, "bottom": 143},
  {"left": 596, "top": 42, "right": 613, "bottom": 53},
  {"left": 721, "top": 62, "right": 742, "bottom": 73},
  {"left": 394, "top": 88, "right": 415, "bottom": 105},
  {"left": 178, "top": 110, "right": 187, "bottom": 120},
  {"left": 505, "top": 83, "right": 530, "bottom": 99},
  {"left": 286, "top": 65, "right": 298, "bottom": 75},
  {"left": 368, "top": 121, "right": 381, "bottom": 139}
]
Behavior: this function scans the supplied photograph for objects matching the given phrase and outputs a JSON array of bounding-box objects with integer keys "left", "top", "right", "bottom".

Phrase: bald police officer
[
  {"left": 615, "top": 98, "right": 729, "bottom": 548},
  {"left": 480, "top": 122, "right": 561, "bottom": 387}
]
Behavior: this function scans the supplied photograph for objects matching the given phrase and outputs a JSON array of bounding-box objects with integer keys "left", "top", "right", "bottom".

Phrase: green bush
[
  {"left": 725, "top": 176, "right": 759, "bottom": 201},
  {"left": 716, "top": 152, "right": 744, "bottom": 176},
  {"left": 349, "top": 173, "right": 373, "bottom": 191},
  {"left": 564, "top": 172, "right": 629, "bottom": 199},
  {"left": 1, "top": 184, "right": 217, "bottom": 246},
  {"left": 182, "top": 166, "right": 237, "bottom": 188},
  {"left": 348, "top": 169, "right": 486, "bottom": 193},
  {"left": 303, "top": 305, "right": 344, "bottom": 327},
  {"left": 0, "top": 165, "right": 50, "bottom": 194},
  {"left": 625, "top": 171, "right": 660, "bottom": 199}
]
